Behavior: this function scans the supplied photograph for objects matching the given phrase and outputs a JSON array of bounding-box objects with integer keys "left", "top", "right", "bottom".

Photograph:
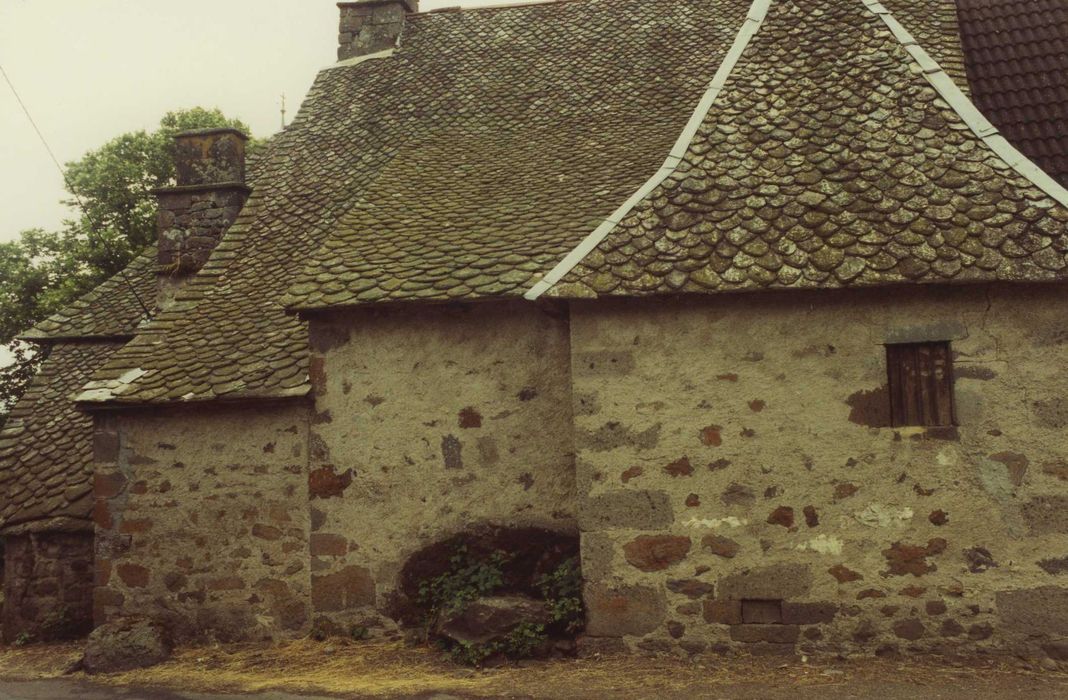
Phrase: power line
[{"left": 0, "top": 62, "right": 153, "bottom": 321}]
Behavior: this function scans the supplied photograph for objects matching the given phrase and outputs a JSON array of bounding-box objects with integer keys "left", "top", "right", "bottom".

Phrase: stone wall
[
  {"left": 572, "top": 282, "right": 1068, "bottom": 660},
  {"left": 92, "top": 403, "right": 311, "bottom": 642},
  {"left": 306, "top": 301, "right": 577, "bottom": 630},
  {"left": 2, "top": 530, "right": 93, "bottom": 643},
  {"left": 338, "top": 1, "right": 418, "bottom": 61},
  {"left": 156, "top": 186, "right": 249, "bottom": 277}
]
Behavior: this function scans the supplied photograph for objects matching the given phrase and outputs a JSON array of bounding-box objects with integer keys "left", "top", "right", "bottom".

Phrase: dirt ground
[{"left": 2, "top": 639, "right": 1068, "bottom": 699}]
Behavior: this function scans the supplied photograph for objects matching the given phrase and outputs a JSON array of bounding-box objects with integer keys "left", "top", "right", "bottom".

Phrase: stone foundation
[{"left": 1, "top": 530, "right": 93, "bottom": 643}]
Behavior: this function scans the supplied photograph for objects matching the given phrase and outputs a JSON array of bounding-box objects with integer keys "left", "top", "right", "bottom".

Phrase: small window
[{"left": 886, "top": 341, "right": 956, "bottom": 427}]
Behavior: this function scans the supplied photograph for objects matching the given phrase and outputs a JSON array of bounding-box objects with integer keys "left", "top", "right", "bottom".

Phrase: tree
[{"left": 0, "top": 108, "right": 253, "bottom": 425}]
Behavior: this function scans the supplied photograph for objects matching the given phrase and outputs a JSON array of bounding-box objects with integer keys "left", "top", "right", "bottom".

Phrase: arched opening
[{"left": 394, "top": 525, "right": 583, "bottom": 665}]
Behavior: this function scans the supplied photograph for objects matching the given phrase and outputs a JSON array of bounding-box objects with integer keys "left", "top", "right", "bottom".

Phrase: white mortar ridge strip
[
  {"left": 861, "top": 0, "right": 1068, "bottom": 207},
  {"left": 523, "top": 0, "right": 772, "bottom": 301},
  {"left": 328, "top": 48, "right": 395, "bottom": 71}
]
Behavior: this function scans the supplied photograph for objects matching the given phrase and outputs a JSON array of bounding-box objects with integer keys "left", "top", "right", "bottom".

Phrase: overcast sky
[{"left": 0, "top": 0, "right": 540, "bottom": 244}]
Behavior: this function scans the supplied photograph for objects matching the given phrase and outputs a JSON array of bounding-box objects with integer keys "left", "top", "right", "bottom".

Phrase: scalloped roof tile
[
  {"left": 0, "top": 341, "right": 124, "bottom": 531},
  {"left": 20, "top": 247, "right": 157, "bottom": 341},
  {"left": 550, "top": 0, "right": 1068, "bottom": 298},
  {"left": 81, "top": 0, "right": 1067, "bottom": 406}
]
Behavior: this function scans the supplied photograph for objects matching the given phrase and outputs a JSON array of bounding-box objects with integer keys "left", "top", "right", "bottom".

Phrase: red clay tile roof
[{"left": 957, "top": 0, "right": 1068, "bottom": 187}]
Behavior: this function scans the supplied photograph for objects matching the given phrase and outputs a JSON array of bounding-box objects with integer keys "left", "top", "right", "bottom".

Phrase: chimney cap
[
  {"left": 173, "top": 127, "right": 249, "bottom": 141},
  {"left": 337, "top": 1, "right": 419, "bottom": 12}
]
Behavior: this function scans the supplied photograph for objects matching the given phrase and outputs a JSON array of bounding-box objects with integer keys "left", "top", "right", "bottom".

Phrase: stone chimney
[
  {"left": 337, "top": 1, "right": 419, "bottom": 60},
  {"left": 153, "top": 128, "right": 250, "bottom": 306}
]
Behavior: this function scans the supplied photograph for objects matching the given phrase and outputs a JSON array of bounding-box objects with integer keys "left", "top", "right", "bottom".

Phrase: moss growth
[
  {"left": 416, "top": 545, "right": 511, "bottom": 633},
  {"left": 415, "top": 547, "right": 584, "bottom": 667}
]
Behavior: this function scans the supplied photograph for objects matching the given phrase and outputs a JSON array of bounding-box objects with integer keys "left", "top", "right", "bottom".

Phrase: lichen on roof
[
  {"left": 0, "top": 341, "right": 124, "bottom": 531},
  {"left": 20, "top": 246, "right": 157, "bottom": 341},
  {"left": 82, "top": 0, "right": 754, "bottom": 405},
  {"left": 81, "top": 0, "right": 1068, "bottom": 407},
  {"left": 549, "top": 0, "right": 1068, "bottom": 298}
]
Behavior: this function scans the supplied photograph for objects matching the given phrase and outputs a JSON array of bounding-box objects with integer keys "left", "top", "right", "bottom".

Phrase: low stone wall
[
  {"left": 1, "top": 530, "right": 93, "bottom": 643},
  {"left": 92, "top": 403, "right": 311, "bottom": 642},
  {"left": 572, "top": 282, "right": 1068, "bottom": 660}
]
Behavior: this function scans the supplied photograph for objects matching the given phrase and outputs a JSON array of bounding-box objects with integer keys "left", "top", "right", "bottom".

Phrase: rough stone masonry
[{"left": 6, "top": 0, "right": 1068, "bottom": 667}]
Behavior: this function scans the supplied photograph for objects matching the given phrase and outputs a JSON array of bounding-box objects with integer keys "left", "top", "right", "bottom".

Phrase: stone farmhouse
[{"left": 2, "top": 0, "right": 1068, "bottom": 661}]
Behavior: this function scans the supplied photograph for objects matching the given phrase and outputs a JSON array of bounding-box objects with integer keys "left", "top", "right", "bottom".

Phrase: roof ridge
[
  {"left": 862, "top": 0, "right": 1068, "bottom": 207},
  {"left": 523, "top": 0, "right": 772, "bottom": 300},
  {"left": 416, "top": 0, "right": 576, "bottom": 17}
]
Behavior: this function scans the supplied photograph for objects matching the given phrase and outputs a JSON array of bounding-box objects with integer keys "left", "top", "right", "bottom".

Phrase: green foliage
[
  {"left": 416, "top": 546, "right": 510, "bottom": 621},
  {"left": 0, "top": 107, "right": 252, "bottom": 422},
  {"left": 12, "top": 632, "right": 31, "bottom": 647},
  {"left": 416, "top": 549, "right": 585, "bottom": 667},
  {"left": 536, "top": 558, "right": 585, "bottom": 634},
  {"left": 63, "top": 107, "right": 252, "bottom": 257},
  {"left": 447, "top": 622, "right": 548, "bottom": 667},
  {"left": 39, "top": 604, "right": 75, "bottom": 640},
  {"left": 502, "top": 621, "right": 549, "bottom": 658}
]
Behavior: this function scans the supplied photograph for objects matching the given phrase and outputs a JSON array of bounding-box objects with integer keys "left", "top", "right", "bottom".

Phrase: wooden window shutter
[{"left": 886, "top": 342, "right": 956, "bottom": 427}]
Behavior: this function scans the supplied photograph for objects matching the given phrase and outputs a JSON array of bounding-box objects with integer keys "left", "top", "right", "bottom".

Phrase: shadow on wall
[{"left": 392, "top": 525, "right": 583, "bottom": 665}]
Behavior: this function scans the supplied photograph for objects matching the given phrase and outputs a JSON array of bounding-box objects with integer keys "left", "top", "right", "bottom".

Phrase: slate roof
[
  {"left": 552, "top": 0, "right": 1068, "bottom": 297},
  {"left": 957, "top": 0, "right": 1068, "bottom": 187},
  {"left": 81, "top": 0, "right": 1067, "bottom": 406},
  {"left": 21, "top": 247, "right": 157, "bottom": 341},
  {"left": 0, "top": 341, "right": 123, "bottom": 531},
  {"left": 0, "top": 247, "right": 157, "bottom": 530},
  {"left": 81, "top": 0, "right": 754, "bottom": 405}
]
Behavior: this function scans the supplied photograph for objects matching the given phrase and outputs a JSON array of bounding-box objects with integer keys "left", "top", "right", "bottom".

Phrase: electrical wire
[{"left": 1, "top": 62, "right": 153, "bottom": 321}]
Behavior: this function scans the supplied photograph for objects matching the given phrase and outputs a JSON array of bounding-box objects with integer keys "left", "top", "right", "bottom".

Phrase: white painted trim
[
  {"left": 860, "top": 0, "right": 1068, "bottom": 207},
  {"left": 327, "top": 48, "right": 395, "bottom": 71},
  {"left": 523, "top": 0, "right": 772, "bottom": 301}
]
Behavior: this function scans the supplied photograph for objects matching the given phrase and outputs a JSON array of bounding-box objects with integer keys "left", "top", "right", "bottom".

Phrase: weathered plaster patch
[
  {"left": 936, "top": 448, "right": 959, "bottom": 467},
  {"left": 1033, "top": 397, "right": 1068, "bottom": 429},
  {"left": 988, "top": 452, "right": 1029, "bottom": 487},
  {"left": 978, "top": 456, "right": 1016, "bottom": 501},
  {"left": 796, "top": 535, "right": 844, "bottom": 555},
  {"left": 955, "top": 364, "right": 997, "bottom": 381},
  {"left": 578, "top": 422, "right": 661, "bottom": 452},
  {"left": 854, "top": 504, "right": 913, "bottom": 528},
  {"left": 682, "top": 516, "right": 747, "bottom": 529}
]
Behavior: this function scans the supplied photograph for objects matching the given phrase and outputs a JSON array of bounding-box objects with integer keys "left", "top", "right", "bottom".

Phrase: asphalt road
[{"left": 4, "top": 677, "right": 1068, "bottom": 700}]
